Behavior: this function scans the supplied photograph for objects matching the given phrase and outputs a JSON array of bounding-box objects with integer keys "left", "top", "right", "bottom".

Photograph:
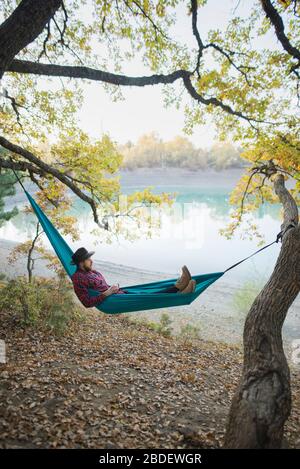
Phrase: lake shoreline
[{"left": 4, "top": 167, "right": 245, "bottom": 209}]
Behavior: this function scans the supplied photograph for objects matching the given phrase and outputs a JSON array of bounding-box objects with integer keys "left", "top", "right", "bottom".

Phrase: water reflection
[{"left": 0, "top": 184, "right": 282, "bottom": 284}]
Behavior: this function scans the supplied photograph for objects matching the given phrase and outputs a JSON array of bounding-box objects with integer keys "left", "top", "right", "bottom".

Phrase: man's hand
[{"left": 103, "top": 284, "right": 119, "bottom": 297}]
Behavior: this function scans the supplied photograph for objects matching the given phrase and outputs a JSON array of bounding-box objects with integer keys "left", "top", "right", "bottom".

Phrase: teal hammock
[{"left": 24, "top": 190, "right": 279, "bottom": 315}]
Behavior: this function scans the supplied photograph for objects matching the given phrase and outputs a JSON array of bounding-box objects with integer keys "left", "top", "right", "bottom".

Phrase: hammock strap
[{"left": 224, "top": 226, "right": 294, "bottom": 273}]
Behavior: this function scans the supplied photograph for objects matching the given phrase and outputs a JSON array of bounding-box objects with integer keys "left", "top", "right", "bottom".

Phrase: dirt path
[{"left": 0, "top": 311, "right": 299, "bottom": 449}]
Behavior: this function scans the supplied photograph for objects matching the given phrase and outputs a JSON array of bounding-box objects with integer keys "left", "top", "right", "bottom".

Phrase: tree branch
[
  {"left": 7, "top": 59, "right": 266, "bottom": 125},
  {"left": 0, "top": 156, "right": 43, "bottom": 175},
  {"left": 190, "top": 0, "right": 204, "bottom": 75},
  {"left": 8, "top": 58, "right": 189, "bottom": 86},
  {"left": 205, "top": 43, "right": 253, "bottom": 85},
  {"left": 260, "top": 0, "right": 300, "bottom": 66},
  {"left": 0, "top": 136, "right": 107, "bottom": 228},
  {"left": 182, "top": 73, "right": 265, "bottom": 126}
]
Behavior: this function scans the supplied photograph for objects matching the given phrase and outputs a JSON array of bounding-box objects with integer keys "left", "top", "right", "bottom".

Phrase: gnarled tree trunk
[
  {"left": 224, "top": 174, "right": 300, "bottom": 448},
  {"left": 0, "top": 0, "right": 62, "bottom": 78}
]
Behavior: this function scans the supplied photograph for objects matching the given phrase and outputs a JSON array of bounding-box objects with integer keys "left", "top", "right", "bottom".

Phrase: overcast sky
[
  {"left": 79, "top": 1, "right": 236, "bottom": 147},
  {"left": 76, "top": 0, "right": 278, "bottom": 148}
]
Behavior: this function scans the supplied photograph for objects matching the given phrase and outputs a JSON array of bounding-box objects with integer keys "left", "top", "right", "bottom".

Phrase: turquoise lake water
[{"left": 0, "top": 169, "right": 282, "bottom": 285}]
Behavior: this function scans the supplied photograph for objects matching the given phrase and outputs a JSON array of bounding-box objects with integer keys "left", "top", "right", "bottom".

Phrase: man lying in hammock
[{"left": 71, "top": 247, "right": 196, "bottom": 308}]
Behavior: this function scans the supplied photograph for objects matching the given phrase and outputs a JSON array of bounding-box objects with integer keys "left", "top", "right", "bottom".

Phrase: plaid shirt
[{"left": 71, "top": 269, "right": 124, "bottom": 308}]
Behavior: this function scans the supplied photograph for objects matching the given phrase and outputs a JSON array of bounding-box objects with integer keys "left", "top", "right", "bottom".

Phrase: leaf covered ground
[{"left": 0, "top": 310, "right": 299, "bottom": 449}]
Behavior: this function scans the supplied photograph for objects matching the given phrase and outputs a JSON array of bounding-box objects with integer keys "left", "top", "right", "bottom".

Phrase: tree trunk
[
  {"left": 27, "top": 252, "right": 33, "bottom": 283},
  {"left": 224, "top": 174, "right": 300, "bottom": 448},
  {"left": 0, "top": 0, "right": 62, "bottom": 78},
  {"left": 26, "top": 222, "right": 42, "bottom": 283}
]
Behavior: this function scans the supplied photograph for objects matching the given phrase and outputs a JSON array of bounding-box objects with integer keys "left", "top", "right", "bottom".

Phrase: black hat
[{"left": 71, "top": 247, "right": 95, "bottom": 265}]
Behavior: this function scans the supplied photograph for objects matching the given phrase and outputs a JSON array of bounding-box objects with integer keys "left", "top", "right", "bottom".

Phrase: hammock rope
[
  {"left": 10, "top": 171, "right": 282, "bottom": 314},
  {"left": 224, "top": 234, "right": 282, "bottom": 273}
]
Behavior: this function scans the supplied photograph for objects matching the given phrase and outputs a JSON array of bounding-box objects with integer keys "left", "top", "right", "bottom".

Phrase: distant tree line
[{"left": 119, "top": 133, "right": 245, "bottom": 171}]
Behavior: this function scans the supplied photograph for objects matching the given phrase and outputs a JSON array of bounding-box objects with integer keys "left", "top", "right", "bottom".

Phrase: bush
[
  {"left": 133, "top": 313, "right": 173, "bottom": 337},
  {"left": 156, "top": 313, "right": 173, "bottom": 337},
  {"left": 179, "top": 323, "right": 201, "bottom": 344},
  {"left": 232, "top": 280, "right": 261, "bottom": 318},
  {"left": 0, "top": 276, "right": 83, "bottom": 334},
  {"left": 142, "top": 313, "right": 173, "bottom": 337},
  {"left": 0, "top": 272, "right": 7, "bottom": 288}
]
